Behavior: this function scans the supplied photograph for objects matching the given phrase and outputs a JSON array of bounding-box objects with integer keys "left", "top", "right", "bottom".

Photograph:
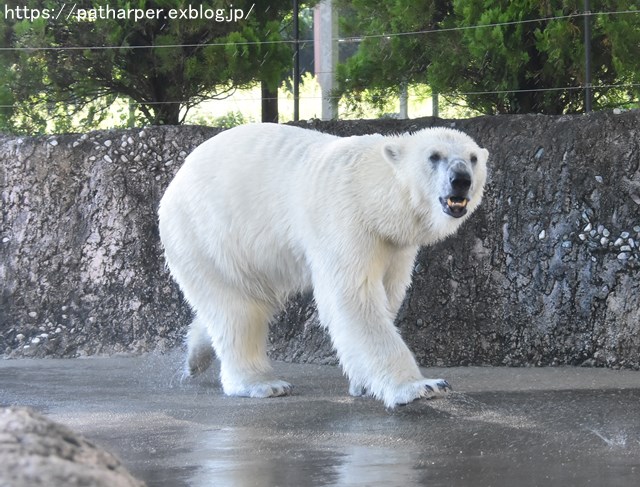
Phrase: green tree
[
  {"left": 430, "top": 0, "right": 640, "bottom": 114},
  {"left": 0, "top": 19, "right": 16, "bottom": 131},
  {"left": 1, "top": 0, "right": 294, "bottom": 132},
  {"left": 335, "top": 0, "right": 451, "bottom": 112},
  {"left": 336, "top": 0, "right": 640, "bottom": 114}
]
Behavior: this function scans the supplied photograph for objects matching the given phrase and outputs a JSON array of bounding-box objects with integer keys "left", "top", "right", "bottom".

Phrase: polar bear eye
[
  {"left": 470, "top": 154, "right": 478, "bottom": 164},
  {"left": 429, "top": 152, "right": 441, "bottom": 163}
]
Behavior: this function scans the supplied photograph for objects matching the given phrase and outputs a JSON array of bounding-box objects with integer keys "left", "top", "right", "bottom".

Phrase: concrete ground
[{"left": 1, "top": 351, "right": 640, "bottom": 487}]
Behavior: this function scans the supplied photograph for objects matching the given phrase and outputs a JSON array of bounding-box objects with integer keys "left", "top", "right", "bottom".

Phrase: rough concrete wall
[
  {"left": 2, "top": 112, "right": 639, "bottom": 368},
  {"left": 1, "top": 126, "right": 218, "bottom": 357}
]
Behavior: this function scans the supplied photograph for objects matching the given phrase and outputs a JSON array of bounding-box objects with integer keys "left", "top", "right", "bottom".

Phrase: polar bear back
[{"left": 159, "top": 124, "right": 383, "bottom": 302}]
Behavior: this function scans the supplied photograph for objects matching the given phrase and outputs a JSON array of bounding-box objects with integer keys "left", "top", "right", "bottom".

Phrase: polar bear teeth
[{"left": 447, "top": 197, "right": 468, "bottom": 209}]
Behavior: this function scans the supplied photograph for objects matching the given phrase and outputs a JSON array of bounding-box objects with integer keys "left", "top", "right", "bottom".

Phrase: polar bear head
[{"left": 381, "top": 127, "right": 488, "bottom": 236}]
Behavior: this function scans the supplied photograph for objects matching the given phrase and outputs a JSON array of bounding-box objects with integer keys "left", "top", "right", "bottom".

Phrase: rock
[{"left": 0, "top": 407, "right": 145, "bottom": 487}]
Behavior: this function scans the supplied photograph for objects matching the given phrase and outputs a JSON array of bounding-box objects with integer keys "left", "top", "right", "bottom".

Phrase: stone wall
[
  {"left": 1, "top": 126, "right": 218, "bottom": 357},
  {"left": 2, "top": 112, "right": 639, "bottom": 368}
]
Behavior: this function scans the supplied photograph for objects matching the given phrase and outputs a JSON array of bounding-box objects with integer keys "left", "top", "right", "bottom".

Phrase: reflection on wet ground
[{"left": 1, "top": 352, "right": 639, "bottom": 486}]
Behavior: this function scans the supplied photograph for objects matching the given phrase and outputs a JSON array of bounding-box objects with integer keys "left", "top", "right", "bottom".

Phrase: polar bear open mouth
[{"left": 441, "top": 196, "right": 469, "bottom": 218}]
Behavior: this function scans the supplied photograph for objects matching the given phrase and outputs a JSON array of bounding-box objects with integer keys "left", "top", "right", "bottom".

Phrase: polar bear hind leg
[
  {"left": 184, "top": 285, "right": 292, "bottom": 398},
  {"left": 184, "top": 315, "right": 215, "bottom": 378}
]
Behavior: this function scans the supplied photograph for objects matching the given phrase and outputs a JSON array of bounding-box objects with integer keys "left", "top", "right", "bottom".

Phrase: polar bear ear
[{"left": 382, "top": 143, "right": 402, "bottom": 165}]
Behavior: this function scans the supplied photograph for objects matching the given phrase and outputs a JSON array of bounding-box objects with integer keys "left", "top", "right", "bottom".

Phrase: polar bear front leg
[
  {"left": 348, "top": 248, "right": 419, "bottom": 398},
  {"left": 313, "top": 269, "right": 450, "bottom": 408},
  {"left": 382, "top": 245, "right": 420, "bottom": 319}
]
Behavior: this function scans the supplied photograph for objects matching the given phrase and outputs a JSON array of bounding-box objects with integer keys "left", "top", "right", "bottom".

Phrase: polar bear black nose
[{"left": 450, "top": 170, "right": 472, "bottom": 193}]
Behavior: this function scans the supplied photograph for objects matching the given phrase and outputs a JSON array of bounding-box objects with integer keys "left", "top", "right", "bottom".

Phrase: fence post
[
  {"left": 584, "top": 0, "right": 592, "bottom": 113},
  {"left": 293, "top": 0, "right": 300, "bottom": 121},
  {"left": 399, "top": 83, "right": 408, "bottom": 119},
  {"left": 128, "top": 99, "right": 135, "bottom": 128},
  {"left": 314, "top": 0, "right": 338, "bottom": 120}
]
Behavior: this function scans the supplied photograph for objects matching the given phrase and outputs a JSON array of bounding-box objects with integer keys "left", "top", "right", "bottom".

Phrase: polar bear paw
[
  {"left": 183, "top": 348, "right": 215, "bottom": 379},
  {"left": 349, "top": 382, "right": 367, "bottom": 397},
  {"left": 421, "top": 378, "right": 452, "bottom": 396},
  {"left": 387, "top": 378, "right": 452, "bottom": 407},
  {"left": 224, "top": 379, "right": 293, "bottom": 399}
]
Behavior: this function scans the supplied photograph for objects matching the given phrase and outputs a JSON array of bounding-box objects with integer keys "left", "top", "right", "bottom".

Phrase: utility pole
[
  {"left": 314, "top": 0, "right": 338, "bottom": 120},
  {"left": 583, "top": 0, "right": 592, "bottom": 113}
]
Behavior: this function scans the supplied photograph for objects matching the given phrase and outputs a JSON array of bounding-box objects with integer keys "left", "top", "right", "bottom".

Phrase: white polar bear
[{"left": 158, "top": 123, "right": 488, "bottom": 408}]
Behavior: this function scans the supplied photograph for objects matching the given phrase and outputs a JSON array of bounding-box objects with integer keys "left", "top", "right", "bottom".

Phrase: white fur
[{"left": 158, "top": 123, "right": 488, "bottom": 407}]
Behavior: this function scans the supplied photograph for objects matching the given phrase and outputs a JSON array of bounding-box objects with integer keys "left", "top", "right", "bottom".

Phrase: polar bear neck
[{"left": 349, "top": 145, "right": 425, "bottom": 247}]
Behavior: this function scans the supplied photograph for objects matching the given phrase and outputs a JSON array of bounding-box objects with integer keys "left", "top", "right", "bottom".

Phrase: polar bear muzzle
[{"left": 440, "top": 164, "right": 473, "bottom": 218}]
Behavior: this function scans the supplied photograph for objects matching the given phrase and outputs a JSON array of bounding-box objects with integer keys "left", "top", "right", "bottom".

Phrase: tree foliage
[
  {"left": 2, "top": 0, "right": 295, "bottom": 132},
  {"left": 335, "top": 0, "right": 452, "bottom": 112},
  {"left": 337, "top": 0, "right": 640, "bottom": 114},
  {"left": 3, "top": 1, "right": 638, "bottom": 130}
]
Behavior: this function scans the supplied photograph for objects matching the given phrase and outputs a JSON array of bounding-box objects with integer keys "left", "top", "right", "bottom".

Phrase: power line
[
  {"left": 2, "top": 83, "right": 638, "bottom": 109},
  {"left": 1, "top": 9, "right": 638, "bottom": 52},
  {"left": 455, "top": 83, "right": 640, "bottom": 97}
]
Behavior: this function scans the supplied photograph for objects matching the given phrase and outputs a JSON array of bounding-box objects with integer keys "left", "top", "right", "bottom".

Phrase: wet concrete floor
[{"left": 1, "top": 352, "right": 640, "bottom": 486}]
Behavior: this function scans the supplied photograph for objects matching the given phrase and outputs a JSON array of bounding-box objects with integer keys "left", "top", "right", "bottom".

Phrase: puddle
[{"left": 2, "top": 356, "right": 639, "bottom": 486}]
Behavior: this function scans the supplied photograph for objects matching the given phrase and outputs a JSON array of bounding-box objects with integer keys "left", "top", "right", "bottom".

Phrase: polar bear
[{"left": 158, "top": 123, "right": 488, "bottom": 408}]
